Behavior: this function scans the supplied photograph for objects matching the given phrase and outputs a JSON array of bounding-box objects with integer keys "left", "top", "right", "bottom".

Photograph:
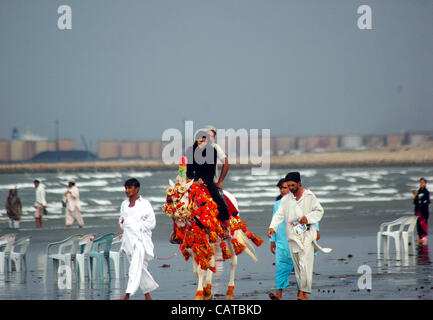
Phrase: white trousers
[
  {"left": 125, "top": 244, "right": 159, "bottom": 296},
  {"left": 65, "top": 208, "right": 84, "bottom": 227},
  {"left": 9, "top": 219, "right": 20, "bottom": 229},
  {"left": 290, "top": 239, "right": 315, "bottom": 293}
]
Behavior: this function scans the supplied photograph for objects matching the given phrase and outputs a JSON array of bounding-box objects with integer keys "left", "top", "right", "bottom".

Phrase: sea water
[{"left": 0, "top": 166, "right": 430, "bottom": 224}]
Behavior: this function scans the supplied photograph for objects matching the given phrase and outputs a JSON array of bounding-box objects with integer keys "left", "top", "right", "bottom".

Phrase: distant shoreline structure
[
  {"left": 1, "top": 145, "right": 432, "bottom": 173},
  {"left": 3, "top": 129, "right": 433, "bottom": 164}
]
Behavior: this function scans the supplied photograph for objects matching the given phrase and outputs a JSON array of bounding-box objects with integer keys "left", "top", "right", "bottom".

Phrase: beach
[
  {"left": 0, "top": 166, "right": 432, "bottom": 300},
  {"left": 1, "top": 215, "right": 432, "bottom": 300}
]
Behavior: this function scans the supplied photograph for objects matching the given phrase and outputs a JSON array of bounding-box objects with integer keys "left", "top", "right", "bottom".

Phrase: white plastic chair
[
  {"left": 0, "top": 234, "right": 16, "bottom": 273},
  {"left": 46, "top": 234, "right": 82, "bottom": 277},
  {"left": 75, "top": 234, "right": 95, "bottom": 282},
  {"left": 377, "top": 216, "right": 412, "bottom": 260},
  {"left": 8, "top": 236, "right": 31, "bottom": 272},
  {"left": 109, "top": 235, "right": 128, "bottom": 279},
  {"left": 400, "top": 216, "right": 418, "bottom": 256}
]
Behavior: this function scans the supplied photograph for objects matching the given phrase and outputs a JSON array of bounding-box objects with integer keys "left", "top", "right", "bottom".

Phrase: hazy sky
[{"left": 1, "top": 0, "right": 432, "bottom": 151}]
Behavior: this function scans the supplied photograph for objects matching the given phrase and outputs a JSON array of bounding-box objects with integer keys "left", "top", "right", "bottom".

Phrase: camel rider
[
  {"left": 186, "top": 130, "right": 231, "bottom": 239},
  {"left": 205, "top": 125, "right": 230, "bottom": 190}
]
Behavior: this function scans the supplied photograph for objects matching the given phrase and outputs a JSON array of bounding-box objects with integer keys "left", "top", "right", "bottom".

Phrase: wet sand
[{"left": 1, "top": 212, "right": 432, "bottom": 300}]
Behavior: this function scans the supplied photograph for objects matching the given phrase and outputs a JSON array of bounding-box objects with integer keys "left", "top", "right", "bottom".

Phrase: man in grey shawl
[{"left": 6, "top": 188, "right": 22, "bottom": 229}]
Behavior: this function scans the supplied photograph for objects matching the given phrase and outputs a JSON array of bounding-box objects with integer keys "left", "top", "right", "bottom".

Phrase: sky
[{"left": 0, "top": 0, "right": 432, "bottom": 151}]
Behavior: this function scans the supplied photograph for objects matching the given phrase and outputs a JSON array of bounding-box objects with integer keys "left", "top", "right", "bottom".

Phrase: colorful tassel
[
  {"left": 177, "top": 156, "right": 187, "bottom": 184},
  {"left": 180, "top": 246, "right": 190, "bottom": 261},
  {"left": 247, "top": 232, "right": 264, "bottom": 247},
  {"left": 220, "top": 242, "right": 232, "bottom": 260},
  {"left": 231, "top": 238, "right": 246, "bottom": 255},
  {"left": 209, "top": 231, "right": 218, "bottom": 243},
  {"left": 238, "top": 220, "right": 248, "bottom": 230}
]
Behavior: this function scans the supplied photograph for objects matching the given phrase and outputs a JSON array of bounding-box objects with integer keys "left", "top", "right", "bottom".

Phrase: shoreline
[{"left": 0, "top": 146, "right": 432, "bottom": 173}]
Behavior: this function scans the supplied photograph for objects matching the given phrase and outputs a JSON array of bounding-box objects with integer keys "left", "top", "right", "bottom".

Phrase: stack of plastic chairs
[
  {"left": 400, "top": 216, "right": 418, "bottom": 256},
  {"left": 90, "top": 233, "right": 114, "bottom": 281},
  {"left": 0, "top": 234, "right": 16, "bottom": 273},
  {"left": 8, "top": 236, "right": 31, "bottom": 272},
  {"left": 377, "top": 216, "right": 418, "bottom": 260},
  {"left": 109, "top": 235, "right": 128, "bottom": 279},
  {"left": 75, "top": 234, "right": 95, "bottom": 282},
  {"left": 46, "top": 234, "right": 82, "bottom": 277}
]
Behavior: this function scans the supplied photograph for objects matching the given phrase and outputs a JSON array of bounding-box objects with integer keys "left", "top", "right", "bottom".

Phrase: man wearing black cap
[{"left": 267, "top": 171, "right": 326, "bottom": 300}]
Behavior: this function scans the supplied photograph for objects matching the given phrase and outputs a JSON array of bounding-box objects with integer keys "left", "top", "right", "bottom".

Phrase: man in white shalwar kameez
[
  {"left": 63, "top": 179, "right": 84, "bottom": 229},
  {"left": 119, "top": 178, "right": 159, "bottom": 300},
  {"left": 268, "top": 171, "right": 329, "bottom": 300},
  {"left": 33, "top": 179, "right": 47, "bottom": 228}
]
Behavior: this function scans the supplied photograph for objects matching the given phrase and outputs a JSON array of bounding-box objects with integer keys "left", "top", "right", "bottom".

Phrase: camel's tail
[{"left": 235, "top": 230, "right": 258, "bottom": 263}]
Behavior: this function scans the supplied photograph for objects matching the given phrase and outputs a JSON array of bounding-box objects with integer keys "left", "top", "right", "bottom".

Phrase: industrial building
[
  {"left": 0, "top": 139, "right": 75, "bottom": 162},
  {"left": 97, "top": 141, "right": 165, "bottom": 160},
  {"left": 0, "top": 130, "right": 431, "bottom": 163}
]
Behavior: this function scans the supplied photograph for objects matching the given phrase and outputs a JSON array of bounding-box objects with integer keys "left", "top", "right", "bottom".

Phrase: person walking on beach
[
  {"left": 62, "top": 179, "right": 84, "bottom": 229},
  {"left": 119, "top": 178, "right": 159, "bottom": 300},
  {"left": 413, "top": 178, "right": 430, "bottom": 246},
  {"left": 33, "top": 179, "right": 47, "bottom": 228},
  {"left": 5, "top": 188, "right": 22, "bottom": 229},
  {"left": 267, "top": 171, "right": 325, "bottom": 300},
  {"left": 268, "top": 177, "right": 321, "bottom": 300},
  {"left": 268, "top": 178, "right": 294, "bottom": 300}
]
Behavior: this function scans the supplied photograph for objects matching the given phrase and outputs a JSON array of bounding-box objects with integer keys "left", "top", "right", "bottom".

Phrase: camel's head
[{"left": 162, "top": 156, "right": 195, "bottom": 226}]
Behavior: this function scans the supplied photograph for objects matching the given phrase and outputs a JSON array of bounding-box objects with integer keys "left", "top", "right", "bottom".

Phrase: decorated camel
[{"left": 162, "top": 156, "right": 263, "bottom": 300}]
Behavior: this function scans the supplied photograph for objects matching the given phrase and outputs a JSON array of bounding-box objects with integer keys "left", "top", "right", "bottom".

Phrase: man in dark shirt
[
  {"left": 186, "top": 131, "right": 230, "bottom": 238},
  {"left": 413, "top": 178, "right": 430, "bottom": 245}
]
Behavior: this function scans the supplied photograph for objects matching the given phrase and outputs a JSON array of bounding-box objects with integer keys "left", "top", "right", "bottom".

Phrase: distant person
[
  {"left": 5, "top": 188, "right": 22, "bottom": 229},
  {"left": 268, "top": 178, "right": 321, "bottom": 300},
  {"left": 62, "top": 179, "right": 84, "bottom": 229},
  {"left": 119, "top": 178, "right": 158, "bottom": 300},
  {"left": 33, "top": 179, "right": 47, "bottom": 228},
  {"left": 267, "top": 171, "right": 325, "bottom": 300},
  {"left": 413, "top": 178, "right": 430, "bottom": 246}
]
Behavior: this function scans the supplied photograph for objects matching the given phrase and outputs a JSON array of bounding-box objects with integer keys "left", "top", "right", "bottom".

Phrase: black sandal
[{"left": 268, "top": 292, "right": 281, "bottom": 300}]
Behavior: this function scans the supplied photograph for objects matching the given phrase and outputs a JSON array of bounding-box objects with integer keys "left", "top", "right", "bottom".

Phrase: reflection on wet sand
[
  {"left": 377, "top": 243, "right": 430, "bottom": 275},
  {"left": 416, "top": 244, "right": 430, "bottom": 265},
  {"left": 1, "top": 254, "right": 127, "bottom": 300}
]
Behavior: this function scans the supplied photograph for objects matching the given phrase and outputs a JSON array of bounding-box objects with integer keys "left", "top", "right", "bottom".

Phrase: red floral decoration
[{"left": 163, "top": 178, "right": 262, "bottom": 269}]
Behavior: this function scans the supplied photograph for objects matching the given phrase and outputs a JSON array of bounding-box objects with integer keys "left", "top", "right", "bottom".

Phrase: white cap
[{"left": 205, "top": 125, "right": 217, "bottom": 133}]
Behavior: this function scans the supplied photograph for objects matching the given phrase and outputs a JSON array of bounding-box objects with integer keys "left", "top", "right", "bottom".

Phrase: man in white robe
[
  {"left": 63, "top": 179, "right": 84, "bottom": 229},
  {"left": 268, "top": 171, "right": 327, "bottom": 300},
  {"left": 33, "top": 179, "right": 47, "bottom": 228},
  {"left": 119, "top": 178, "right": 159, "bottom": 300}
]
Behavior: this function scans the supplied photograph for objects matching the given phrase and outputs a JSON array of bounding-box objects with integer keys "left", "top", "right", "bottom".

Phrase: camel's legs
[
  {"left": 190, "top": 251, "right": 207, "bottom": 300},
  {"left": 226, "top": 239, "right": 237, "bottom": 300},
  {"left": 203, "top": 254, "right": 215, "bottom": 300},
  {"left": 194, "top": 263, "right": 206, "bottom": 300}
]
